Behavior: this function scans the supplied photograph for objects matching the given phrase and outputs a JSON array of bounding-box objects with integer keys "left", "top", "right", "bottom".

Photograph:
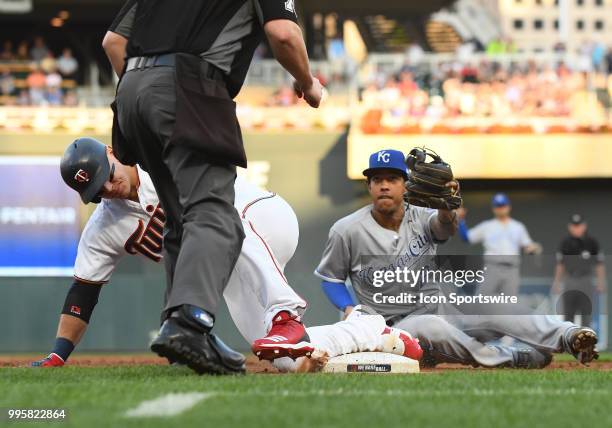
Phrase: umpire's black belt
[{"left": 125, "top": 53, "right": 225, "bottom": 81}]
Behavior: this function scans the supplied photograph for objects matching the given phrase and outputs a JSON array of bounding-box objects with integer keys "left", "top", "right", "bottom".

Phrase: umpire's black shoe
[{"left": 150, "top": 305, "right": 246, "bottom": 375}]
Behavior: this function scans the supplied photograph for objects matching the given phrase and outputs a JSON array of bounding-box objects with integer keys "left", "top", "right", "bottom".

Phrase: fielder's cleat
[
  {"left": 31, "top": 353, "right": 65, "bottom": 368},
  {"left": 381, "top": 327, "right": 424, "bottom": 361},
  {"left": 509, "top": 346, "right": 552, "bottom": 369},
  {"left": 151, "top": 305, "right": 246, "bottom": 375},
  {"left": 566, "top": 327, "right": 599, "bottom": 365},
  {"left": 252, "top": 311, "right": 311, "bottom": 361}
]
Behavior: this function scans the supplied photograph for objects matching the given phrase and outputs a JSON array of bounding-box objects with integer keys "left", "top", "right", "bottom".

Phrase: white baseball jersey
[
  {"left": 72, "top": 167, "right": 307, "bottom": 330},
  {"left": 467, "top": 218, "right": 533, "bottom": 256},
  {"left": 71, "top": 167, "right": 399, "bottom": 372},
  {"left": 73, "top": 165, "right": 162, "bottom": 284}
]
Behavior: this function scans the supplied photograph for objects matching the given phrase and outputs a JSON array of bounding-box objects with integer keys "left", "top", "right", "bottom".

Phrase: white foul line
[
  {"left": 124, "top": 387, "right": 609, "bottom": 417},
  {"left": 125, "top": 392, "right": 213, "bottom": 418}
]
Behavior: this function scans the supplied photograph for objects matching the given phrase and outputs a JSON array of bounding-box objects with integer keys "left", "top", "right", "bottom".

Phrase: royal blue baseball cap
[
  {"left": 492, "top": 193, "right": 510, "bottom": 207},
  {"left": 362, "top": 149, "right": 408, "bottom": 179}
]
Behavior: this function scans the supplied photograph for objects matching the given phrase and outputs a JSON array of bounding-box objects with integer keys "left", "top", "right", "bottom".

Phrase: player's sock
[{"left": 52, "top": 337, "right": 75, "bottom": 362}]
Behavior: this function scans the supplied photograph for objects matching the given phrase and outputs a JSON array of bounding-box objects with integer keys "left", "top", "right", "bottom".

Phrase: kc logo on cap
[
  {"left": 377, "top": 150, "right": 391, "bottom": 163},
  {"left": 74, "top": 169, "right": 90, "bottom": 183},
  {"left": 363, "top": 148, "right": 408, "bottom": 178}
]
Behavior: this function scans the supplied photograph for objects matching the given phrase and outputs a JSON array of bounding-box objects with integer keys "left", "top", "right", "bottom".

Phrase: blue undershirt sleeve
[
  {"left": 458, "top": 220, "right": 469, "bottom": 242},
  {"left": 321, "top": 280, "right": 355, "bottom": 311}
]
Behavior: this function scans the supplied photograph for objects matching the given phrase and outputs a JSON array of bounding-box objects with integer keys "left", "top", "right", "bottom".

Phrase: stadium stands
[{"left": 0, "top": 37, "right": 78, "bottom": 107}]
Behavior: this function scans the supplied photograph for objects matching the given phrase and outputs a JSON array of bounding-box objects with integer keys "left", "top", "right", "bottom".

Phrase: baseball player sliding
[
  {"left": 316, "top": 148, "right": 598, "bottom": 368},
  {"left": 32, "top": 138, "right": 422, "bottom": 372}
]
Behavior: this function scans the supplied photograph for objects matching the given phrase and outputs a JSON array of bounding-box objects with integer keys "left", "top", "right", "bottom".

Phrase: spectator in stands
[
  {"left": 553, "top": 41, "right": 567, "bottom": 54},
  {"left": 268, "top": 85, "right": 298, "bottom": 107},
  {"left": 577, "top": 41, "right": 594, "bottom": 72},
  {"left": 46, "top": 66, "right": 63, "bottom": 90},
  {"left": 0, "top": 41, "right": 14, "bottom": 60},
  {"left": 26, "top": 63, "right": 46, "bottom": 105},
  {"left": 15, "top": 41, "right": 29, "bottom": 61},
  {"left": 606, "top": 47, "right": 612, "bottom": 75},
  {"left": 46, "top": 85, "right": 63, "bottom": 106},
  {"left": 398, "top": 71, "right": 418, "bottom": 96},
  {"left": 16, "top": 89, "right": 29, "bottom": 106},
  {"left": 592, "top": 42, "right": 606, "bottom": 73},
  {"left": 405, "top": 43, "right": 424, "bottom": 67},
  {"left": 0, "top": 67, "right": 15, "bottom": 96},
  {"left": 57, "top": 48, "right": 78, "bottom": 78},
  {"left": 486, "top": 38, "right": 505, "bottom": 55},
  {"left": 41, "top": 52, "right": 57, "bottom": 74},
  {"left": 63, "top": 90, "right": 78, "bottom": 106},
  {"left": 30, "top": 36, "right": 49, "bottom": 63}
]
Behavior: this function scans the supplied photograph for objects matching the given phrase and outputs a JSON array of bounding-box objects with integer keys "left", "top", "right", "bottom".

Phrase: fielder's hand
[
  {"left": 455, "top": 207, "right": 467, "bottom": 221},
  {"left": 294, "top": 76, "right": 323, "bottom": 108},
  {"left": 342, "top": 306, "right": 354, "bottom": 320}
]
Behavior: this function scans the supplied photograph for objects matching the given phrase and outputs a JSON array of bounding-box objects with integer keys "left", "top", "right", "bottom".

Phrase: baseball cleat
[
  {"left": 252, "top": 311, "right": 310, "bottom": 361},
  {"left": 31, "top": 353, "right": 65, "bottom": 368},
  {"left": 509, "top": 346, "right": 552, "bottom": 369},
  {"left": 567, "top": 327, "right": 599, "bottom": 365},
  {"left": 381, "top": 327, "right": 424, "bottom": 361},
  {"left": 150, "top": 318, "right": 246, "bottom": 375},
  {"left": 254, "top": 342, "right": 316, "bottom": 361}
]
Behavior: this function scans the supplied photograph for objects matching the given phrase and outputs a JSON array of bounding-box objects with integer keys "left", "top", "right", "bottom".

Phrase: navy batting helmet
[{"left": 60, "top": 137, "right": 111, "bottom": 204}]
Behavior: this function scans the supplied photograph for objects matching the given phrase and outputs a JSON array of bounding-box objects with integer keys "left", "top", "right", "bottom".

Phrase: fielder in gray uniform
[
  {"left": 316, "top": 149, "right": 599, "bottom": 368},
  {"left": 456, "top": 193, "right": 541, "bottom": 297}
]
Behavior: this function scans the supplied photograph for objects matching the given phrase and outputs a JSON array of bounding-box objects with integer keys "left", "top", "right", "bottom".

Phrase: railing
[
  {"left": 363, "top": 52, "right": 585, "bottom": 76},
  {"left": 244, "top": 59, "right": 352, "bottom": 87},
  {"left": 0, "top": 105, "right": 350, "bottom": 133}
]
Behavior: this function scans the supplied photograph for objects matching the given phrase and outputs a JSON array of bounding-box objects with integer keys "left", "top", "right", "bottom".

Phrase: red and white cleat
[
  {"left": 31, "top": 353, "right": 65, "bottom": 367},
  {"left": 252, "top": 311, "right": 313, "bottom": 361},
  {"left": 381, "top": 327, "right": 423, "bottom": 361}
]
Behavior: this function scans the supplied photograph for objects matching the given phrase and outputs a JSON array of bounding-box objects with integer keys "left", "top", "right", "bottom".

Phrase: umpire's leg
[
  {"left": 116, "top": 66, "right": 244, "bottom": 316},
  {"left": 115, "top": 66, "right": 246, "bottom": 374},
  {"left": 162, "top": 144, "right": 244, "bottom": 314}
]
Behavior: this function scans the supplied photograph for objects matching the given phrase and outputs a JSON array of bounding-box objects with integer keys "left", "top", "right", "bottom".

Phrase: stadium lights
[{"left": 58, "top": 10, "right": 70, "bottom": 20}]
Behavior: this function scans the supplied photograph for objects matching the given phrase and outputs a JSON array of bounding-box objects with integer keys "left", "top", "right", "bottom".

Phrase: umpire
[
  {"left": 102, "top": 0, "right": 322, "bottom": 375},
  {"left": 552, "top": 214, "right": 607, "bottom": 328}
]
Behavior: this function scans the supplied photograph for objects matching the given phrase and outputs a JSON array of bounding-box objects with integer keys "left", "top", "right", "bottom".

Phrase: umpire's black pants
[{"left": 115, "top": 66, "right": 244, "bottom": 319}]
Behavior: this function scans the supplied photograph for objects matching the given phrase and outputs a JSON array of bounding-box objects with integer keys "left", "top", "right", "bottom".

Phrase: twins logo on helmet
[{"left": 74, "top": 169, "right": 90, "bottom": 183}]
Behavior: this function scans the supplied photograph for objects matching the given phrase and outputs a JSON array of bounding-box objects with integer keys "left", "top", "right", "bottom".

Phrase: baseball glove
[{"left": 404, "top": 148, "right": 462, "bottom": 210}]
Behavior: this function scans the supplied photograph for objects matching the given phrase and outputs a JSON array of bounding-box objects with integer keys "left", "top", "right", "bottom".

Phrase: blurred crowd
[
  {"left": 0, "top": 36, "right": 79, "bottom": 106},
  {"left": 359, "top": 52, "right": 611, "bottom": 132},
  {"left": 362, "top": 62, "right": 599, "bottom": 117},
  {"left": 265, "top": 72, "right": 329, "bottom": 107}
]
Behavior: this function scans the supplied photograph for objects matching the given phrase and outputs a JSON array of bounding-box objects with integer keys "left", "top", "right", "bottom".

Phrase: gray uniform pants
[
  {"left": 481, "top": 263, "right": 521, "bottom": 296},
  {"left": 395, "top": 312, "right": 575, "bottom": 367},
  {"left": 116, "top": 66, "right": 244, "bottom": 317},
  {"left": 561, "top": 276, "right": 595, "bottom": 327}
]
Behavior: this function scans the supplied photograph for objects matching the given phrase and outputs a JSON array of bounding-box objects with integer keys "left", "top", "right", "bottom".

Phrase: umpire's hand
[{"left": 293, "top": 77, "right": 324, "bottom": 108}]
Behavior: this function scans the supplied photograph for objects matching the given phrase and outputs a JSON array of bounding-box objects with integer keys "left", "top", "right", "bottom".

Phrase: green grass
[{"left": 2, "top": 362, "right": 611, "bottom": 428}]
